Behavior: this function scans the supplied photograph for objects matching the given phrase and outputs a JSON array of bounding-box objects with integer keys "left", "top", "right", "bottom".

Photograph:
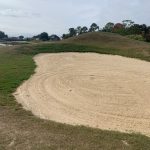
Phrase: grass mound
[{"left": 63, "top": 32, "right": 150, "bottom": 51}]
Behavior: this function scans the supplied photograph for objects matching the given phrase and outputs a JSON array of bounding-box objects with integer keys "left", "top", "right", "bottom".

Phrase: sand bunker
[{"left": 14, "top": 53, "right": 150, "bottom": 136}]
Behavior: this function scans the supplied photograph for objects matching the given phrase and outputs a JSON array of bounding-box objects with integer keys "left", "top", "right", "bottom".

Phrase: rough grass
[
  {"left": 0, "top": 33, "right": 150, "bottom": 149},
  {"left": 63, "top": 32, "right": 150, "bottom": 51},
  {"left": 0, "top": 48, "right": 35, "bottom": 107},
  {"left": 18, "top": 42, "right": 150, "bottom": 62},
  {"left": 126, "top": 34, "right": 145, "bottom": 41}
]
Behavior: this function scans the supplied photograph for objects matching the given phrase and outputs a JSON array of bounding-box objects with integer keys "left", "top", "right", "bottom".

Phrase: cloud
[{"left": 0, "top": 8, "right": 40, "bottom": 18}]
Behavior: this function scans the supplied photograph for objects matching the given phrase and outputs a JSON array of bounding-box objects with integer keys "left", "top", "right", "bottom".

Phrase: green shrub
[
  {"left": 126, "top": 34, "right": 144, "bottom": 41},
  {"left": 146, "top": 34, "right": 150, "bottom": 42}
]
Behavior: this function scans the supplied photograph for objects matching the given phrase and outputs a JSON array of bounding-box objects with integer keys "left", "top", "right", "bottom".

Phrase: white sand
[{"left": 14, "top": 53, "right": 150, "bottom": 136}]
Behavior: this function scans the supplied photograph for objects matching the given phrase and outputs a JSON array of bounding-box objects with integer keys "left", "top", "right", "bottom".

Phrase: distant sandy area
[{"left": 14, "top": 53, "right": 150, "bottom": 136}]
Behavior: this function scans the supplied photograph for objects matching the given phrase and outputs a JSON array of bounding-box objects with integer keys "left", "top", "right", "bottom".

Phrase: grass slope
[
  {"left": 63, "top": 32, "right": 150, "bottom": 50},
  {"left": 0, "top": 33, "right": 150, "bottom": 149}
]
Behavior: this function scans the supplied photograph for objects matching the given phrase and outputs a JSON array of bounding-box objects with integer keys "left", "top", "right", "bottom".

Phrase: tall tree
[
  {"left": 128, "top": 24, "right": 141, "bottom": 35},
  {"left": 69, "top": 28, "right": 77, "bottom": 37},
  {"left": 103, "top": 22, "right": 114, "bottom": 32},
  {"left": 39, "top": 32, "right": 49, "bottom": 41},
  {"left": 122, "top": 20, "right": 134, "bottom": 28},
  {"left": 76, "top": 26, "right": 88, "bottom": 35},
  {"left": 89, "top": 23, "right": 99, "bottom": 32},
  {"left": 139, "top": 24, "right": 149, "bottom": 38},
  {"left": 148, "top": 26, "right": 150, "bottom": 32},
  {"left": 76, "top": 26, "right": 82, "bottom": 35},
  {"left": 0, "top": 31, "right": 8, "bottom": 39},
  {"left": 113, "top": 23, "right": 124, "bottom": 32},
  {"left": 81, "top": 26, "right": 88, "bottom": 34}
]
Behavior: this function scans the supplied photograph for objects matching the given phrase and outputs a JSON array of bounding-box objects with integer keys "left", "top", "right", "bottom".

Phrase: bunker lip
[{"left": 14, "top": 52, "right": 150, "bottom": 136}]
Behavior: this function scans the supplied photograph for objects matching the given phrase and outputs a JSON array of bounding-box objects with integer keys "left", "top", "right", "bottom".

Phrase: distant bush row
[{"left": 62, "top": 20, "right": 150, "bottom": 42}]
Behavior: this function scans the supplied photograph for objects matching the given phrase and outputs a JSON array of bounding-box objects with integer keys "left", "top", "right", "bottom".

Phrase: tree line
[
  {"left": 62, "top": 20, "right": 150, "bottom": 42},
  {"left": 0, "top": 20, "right": 150, "bottom": 42},
  {"left": 0, "top": 31, "right": 24, "bottom": 41},
  {"left": 62, "top": 23, "right": 99, "bottom": 39},
  {"left": 33, "top": 33, "right": 60, "bottom": 41},
  {"left": 0, "top": 31, "right": 61, "bottom": 42}
]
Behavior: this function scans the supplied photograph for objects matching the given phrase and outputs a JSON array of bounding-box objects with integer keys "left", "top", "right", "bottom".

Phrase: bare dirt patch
[{"left": 14, "top": 53, "right": 150, "bottom": 136}]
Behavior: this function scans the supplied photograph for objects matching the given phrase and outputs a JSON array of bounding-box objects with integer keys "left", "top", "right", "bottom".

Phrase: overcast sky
[{"left": 0, "top": 0, "right": 150, "bottom": 37}]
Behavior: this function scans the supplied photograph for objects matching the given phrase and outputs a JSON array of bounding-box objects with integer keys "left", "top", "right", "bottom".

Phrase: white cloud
[{"left": 0, "top": 8, "right": 40, "bottom": 18}]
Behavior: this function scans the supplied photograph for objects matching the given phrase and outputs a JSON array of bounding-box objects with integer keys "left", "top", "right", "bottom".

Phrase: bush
[
  {"left": 39, "top": 32, "right": 49, "bottom": 41},
  {"left": 146, "top": 34, "right": 150, "bottom": 42},
  {"left": 127, "top": 34, "right": 144, "bottom": 41}
]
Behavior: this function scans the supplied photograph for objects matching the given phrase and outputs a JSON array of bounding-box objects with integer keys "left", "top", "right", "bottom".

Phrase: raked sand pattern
[{"left": 14, "top": 53, "right": 150, "bottom": 136}]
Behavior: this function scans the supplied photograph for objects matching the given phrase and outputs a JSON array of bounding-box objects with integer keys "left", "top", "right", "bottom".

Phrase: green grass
[
  {"left": 126, "top": 34, "right": 145, "bottom": 41},
  {"left": 18, "top": 42, "right": 150, "bottom": 62},
  {"left": 0, "top": 51, "right": 35, "bottom": 106},
  {"left": 0, "top": 33, "right": 150, "bottom": 149}
]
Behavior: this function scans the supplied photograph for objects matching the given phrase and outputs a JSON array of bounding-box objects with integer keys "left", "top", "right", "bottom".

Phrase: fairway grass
[{"left": 0, "top": 39, "right": 150, "bottom": 149}]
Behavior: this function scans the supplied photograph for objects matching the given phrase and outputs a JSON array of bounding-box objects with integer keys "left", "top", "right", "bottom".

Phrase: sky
[{"left": 0, "top": 0, "right": 150, "bottom": 37}]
